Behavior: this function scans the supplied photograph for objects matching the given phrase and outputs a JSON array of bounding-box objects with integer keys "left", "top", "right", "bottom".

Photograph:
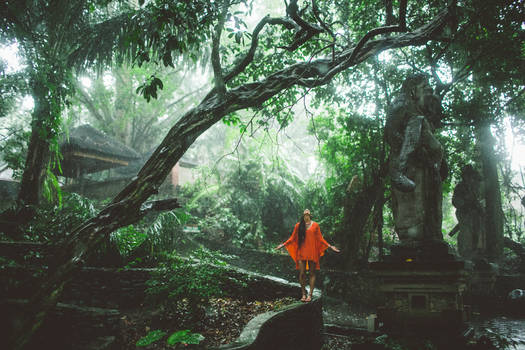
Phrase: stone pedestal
[
  {"left": 465, "top": 259, "right": 499, "bottom": 313},
  {"left": 370, "top": 241, "right": 468, "bottom": 333}
]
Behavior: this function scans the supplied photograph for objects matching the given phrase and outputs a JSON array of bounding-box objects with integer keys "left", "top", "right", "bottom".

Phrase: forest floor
[
  {"left": 118, "top": 296, "right": 297, "bottom": 349},
  {"left": 117, "top": 293, "right": 377, "bottom": 349}
]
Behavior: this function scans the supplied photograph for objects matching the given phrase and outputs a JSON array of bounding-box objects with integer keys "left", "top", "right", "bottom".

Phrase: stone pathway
[{"left": 322, "top": 296, "right": 374, "bottom": 329}]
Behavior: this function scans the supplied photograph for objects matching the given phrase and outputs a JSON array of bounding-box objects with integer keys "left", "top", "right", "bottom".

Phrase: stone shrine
[{"left": 371, "top": 74, "right": 468, "bottom": 333}]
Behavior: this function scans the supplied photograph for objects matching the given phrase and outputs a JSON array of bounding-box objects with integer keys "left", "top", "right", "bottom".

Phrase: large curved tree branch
[
  {"left": 10, "top": 5, "right": 456, "bottom": 349},
  {"left": 345, "top": 0, "right": 407, "bottom": 66},
  {"left": 224, "top": 16, "right": 297, "bottom": 83},
  {"left": 296, "top": 7, "right": 451, "bottom": 88},
  {"left": 286, "top": 0, "right": 321, "bottom": 33},
  {"left": 282, "top": 0, "right": 323, "bottom": 51}
]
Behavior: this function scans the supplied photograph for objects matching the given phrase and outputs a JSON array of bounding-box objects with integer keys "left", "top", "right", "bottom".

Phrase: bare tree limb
[
  {"left": 312, "top": 0, "right": 336, "bottom": 60},
  {"left": 286, "top": 0, "right": 322, "bottom": 33},
  {"left": 165, "top": 85, "right": 207, "bottom": 110},
  {"left": 346, "top": 0, "right": 407, "bottom": 66},
  {"left": 74, "top": 84, "right": 108, "bottom": 124},
  {"left": 384, "top": 0, "right": 395, "bottom": 26},
  {"left": 282, "top": 0, "right": 323, "bottom": 51},
  {"left": 211, "top": 0, "right": 230, "bottom": 94},
  {"left": 139, "top": 198, "right": 180, "bottom": 216},
  {"left": 224, "top": 16, "right": 297, "bottom": 83}
]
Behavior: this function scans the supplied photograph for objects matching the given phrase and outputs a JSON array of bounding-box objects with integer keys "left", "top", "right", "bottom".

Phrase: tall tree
[
  {"left": 435, "top": 0, "right": 523, "bottom": 261},
  {"left": 0, "top": 0, "right": 121, "bottom": 231},
  {"left": 73, "top": 64, "right": 205, "bottom": 153},
  {"left": 8, "top": 0, "right": 459, "bottom": 347}
]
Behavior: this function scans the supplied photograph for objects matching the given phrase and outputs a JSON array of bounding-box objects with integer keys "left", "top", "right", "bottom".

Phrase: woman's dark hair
[{"left": 298, "top": 217, "right": 306, "bottom": 247}]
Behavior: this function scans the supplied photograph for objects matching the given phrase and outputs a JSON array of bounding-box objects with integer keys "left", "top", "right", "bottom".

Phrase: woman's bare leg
[
  {"left": 306, "top": 261, "right": 316, "bottom": 301},
  {"left": 298, "top": 260, "right": 307, "bottom": 301}
]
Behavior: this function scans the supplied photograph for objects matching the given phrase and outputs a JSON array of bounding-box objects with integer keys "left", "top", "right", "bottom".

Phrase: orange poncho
[{"left": 283, "top": 221, "right": 330, "bottom": 270}]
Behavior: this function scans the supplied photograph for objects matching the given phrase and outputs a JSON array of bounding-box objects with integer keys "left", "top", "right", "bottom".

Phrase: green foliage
[
  {"left": 42, "top": 167, "right": 62, "bottom": 206},
  {"left": 24, "top": 192, "right": 97, "bottom": 241},
  {"left": 135, "top": 329, "right": 167, "bottom": 347},
  {"left": 304, "top": 98, "right": 387, "bottom": 247},
  {"left": 145, "top": 210, "right": 187, "bottom": 251},
  {"left": 111, "top": 225, "right": 147, "bottom": 257},
  {"left": 465, "top": 328, "right": 520, "bottom": 350},
  {"left": 145, "top": 248, "right": 246, "bottom": 320},
  {"left": 166, "top": 329, "right": 204, "bottom": 346},
  {"left": 71, "top": 0, "right": 221, "bottom": 100},
  {"left": 374, "top": 334, "right": 406, "bottom": 350},
  {"left": 135, "top": 329, "right": 204, "bottom": 347},
  {"left": 1, "top": 127, "right": 30, "bottom": 179},
  {"left": 0, "top": 0, "right": 116, "bottom": 207},
  {"left": 72, "top": 63, "right": 199, "bottom": 154},
  {"left": 198, "top": 204, "right": 253, "bottom": 246},
  {"left": 178, "top": 155, "right": 303, "bottom": 249},
  {"left": 110, "top": 210, "right": 189, "bottom": 262},
  {"left": 0, "top": 60, "right": 27, "bottom": 118},
  {"left": 135, "top": 74, "right": 163, "bottom": 102}
]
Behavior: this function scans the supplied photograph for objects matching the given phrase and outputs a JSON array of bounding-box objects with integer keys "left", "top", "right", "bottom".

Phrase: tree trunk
[
  {"left": 476, "top": 122, "right": 504, "bottom": 262},
  {"left": 8, "top": 9, "right": 454, "bottom": 349},
  {"left": 375, "top": 188, "right": 386, "bottom": 261},
  {"left": 0, "top": 78, "right": 57, "bottom": 237},
  {"left": 339, "top": 175, "right": 385, "bottom": 269},
  {"left": 18, "top": 78, "right": 57, "bottom": 207}
]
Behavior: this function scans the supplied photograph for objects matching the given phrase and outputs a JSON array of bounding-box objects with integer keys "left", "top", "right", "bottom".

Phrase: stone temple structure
[
  {"left": 59, "top": 125, "right": 198, "bottom": 200},
  {"left": 371, "top": 74, "right": 468, "bottom": 332}
]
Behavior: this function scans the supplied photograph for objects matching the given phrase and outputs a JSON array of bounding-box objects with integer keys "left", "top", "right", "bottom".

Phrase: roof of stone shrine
[{"left": 59, "top": 124, "right": 141, "bottom": 177}]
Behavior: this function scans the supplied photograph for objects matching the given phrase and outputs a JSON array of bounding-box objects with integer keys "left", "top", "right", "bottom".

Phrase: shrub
[
  {"left": 145, "top": 247, "right": 247, "bottom": 325},
  {"left": 136, "top": 329, "right": 204, "bottom": 348}
]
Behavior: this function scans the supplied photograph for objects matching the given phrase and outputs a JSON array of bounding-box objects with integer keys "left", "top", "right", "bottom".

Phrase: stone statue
[
  {"left": 452, "top": 164, "right": 485, "bottom": 260},
  {"left": 385, "top": 74, "right": 446, "bottom": 245}
]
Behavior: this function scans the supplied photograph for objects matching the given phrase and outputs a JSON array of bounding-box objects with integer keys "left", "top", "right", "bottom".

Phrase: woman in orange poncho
[{"left": 275, "top": 209, "right": 340, "bottom": 302}]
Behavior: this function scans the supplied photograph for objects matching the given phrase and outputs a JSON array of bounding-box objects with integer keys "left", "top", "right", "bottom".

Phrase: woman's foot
[
  {"left": 305, "top": 295, "right": 312, "bottom": 302},
  {"left": 300, "top": 295, "right": 307, "bottom": 302}
]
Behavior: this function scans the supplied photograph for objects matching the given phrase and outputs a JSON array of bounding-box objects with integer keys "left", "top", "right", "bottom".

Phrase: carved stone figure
[
  {"left": 385, "top": 74, "right": 446, "bottom": 243},
  {"left": 452, "top": 164, "right": 485, "bottom": 260}
]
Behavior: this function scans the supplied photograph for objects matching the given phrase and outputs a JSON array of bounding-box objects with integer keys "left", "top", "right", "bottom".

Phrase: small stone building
[
  {"left": 60, "top": 125, "right": 198, "bottom": 200},
  {"left": 59, "top": 125, "right": 141, "bottom": 199},
  {"left": 60, "top": 124, "right": 141, "bottom": 179}
]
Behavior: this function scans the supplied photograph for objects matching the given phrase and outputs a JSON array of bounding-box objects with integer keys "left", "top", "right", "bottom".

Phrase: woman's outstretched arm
[{"left": 315, "top": 223, "right": 340, "bottom": 252}]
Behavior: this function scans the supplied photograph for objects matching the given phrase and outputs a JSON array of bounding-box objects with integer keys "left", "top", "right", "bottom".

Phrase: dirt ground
[{"left": 118, "top": 296, "right": 296, "bottom": 349}]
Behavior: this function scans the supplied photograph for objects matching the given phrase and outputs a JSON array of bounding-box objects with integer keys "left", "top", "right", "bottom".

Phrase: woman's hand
[
  {"left": 275, "top": 243, "right": 284, "bottom": 250},
  {"left": 329, "top": 245, "right": 341, "bottom": 253}
]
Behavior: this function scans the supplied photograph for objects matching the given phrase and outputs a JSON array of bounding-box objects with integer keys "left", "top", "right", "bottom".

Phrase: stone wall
[
  {"left": 197, "top": 238, "right": 298, "bottom": 282},
  {"left": 217, "top": 292, "right": 323, "bottom": 350},
  {"left": 62, "top": 177, "right": 133, "bottom": 200},
  {"left": 61, "top": 267, "right": 154, "bottom": 308},
  {"left": 320, "top": 269, "right": 385, "bottom": 308},
  {"left": 1, "top": 299, "right": 120, "bottom": 350},
  {"left": 0, "top": 179, "right": 19, "bottom": 211},
  {"left": 177, "top": 239, "right": 385, "bottom": 308}
]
